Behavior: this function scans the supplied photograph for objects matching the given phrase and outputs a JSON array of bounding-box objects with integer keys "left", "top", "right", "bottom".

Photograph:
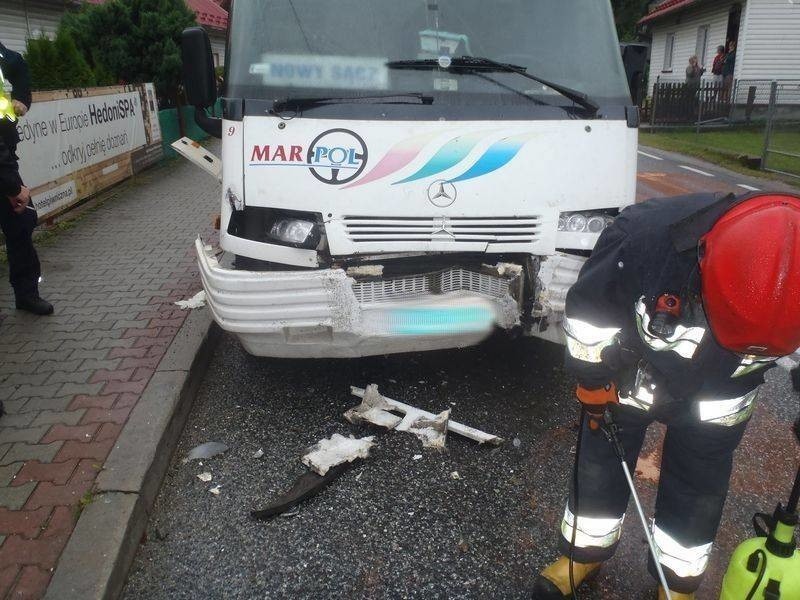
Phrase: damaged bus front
[{"left": 180, "top": 0, "right": 637, "bottom": 358}]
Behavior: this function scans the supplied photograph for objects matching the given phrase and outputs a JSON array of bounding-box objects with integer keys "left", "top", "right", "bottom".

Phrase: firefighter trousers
[
  {"left": 0, "top": 198, "right": 40, "bottom": 300},
  {"left": 558, "top": 400, "right": 749, "bottom": 593}
]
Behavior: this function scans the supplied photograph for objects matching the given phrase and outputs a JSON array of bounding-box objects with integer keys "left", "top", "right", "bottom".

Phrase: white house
[
  {"left": 0, "top": 0, "right": 228, "bottom": 67},
  {"left": 639, "top": 0, "right": 800, "bottom": 95}
]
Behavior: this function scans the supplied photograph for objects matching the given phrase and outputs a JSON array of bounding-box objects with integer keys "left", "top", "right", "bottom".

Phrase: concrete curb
[{"left": 44, "top": 309, "right": 221, "bottom": 600}]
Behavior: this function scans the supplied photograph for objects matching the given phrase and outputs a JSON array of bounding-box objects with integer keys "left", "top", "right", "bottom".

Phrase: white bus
[{"left": 180, "top": 0, "right": 638, "bottom": 358}]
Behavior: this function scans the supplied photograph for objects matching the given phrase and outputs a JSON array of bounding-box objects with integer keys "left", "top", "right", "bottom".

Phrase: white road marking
[
  {"left": 637, "top": 150, "right": 663, "bottom": 161},
  {"left": 679, "top": 165, "right": 715, "bottom": 177},
  {"left": 737, "top": 184, "right": 760, "bottom": 191}
]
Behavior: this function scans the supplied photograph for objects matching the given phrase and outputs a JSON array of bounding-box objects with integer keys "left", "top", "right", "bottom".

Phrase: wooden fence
[{"left": 649, "top": 81, "right": 731, "bottom": 126}]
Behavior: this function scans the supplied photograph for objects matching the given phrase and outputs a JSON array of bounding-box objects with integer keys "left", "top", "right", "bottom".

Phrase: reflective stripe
[
  {"left": 653, "top": 524, "right": 712, "bottom": 579},
  {"left": 697, "top": 389, "right": 758, "bottom": 426},
  {"left": 732, "top": 355, "right": 776, "bottom": 378},
  {"left": 560, "top": 505, "right": 624, "bottom": 549},
  {"left": 634, "top": 298, "right": 705, "bottom": 359},
  {"left": 563, "top": 317, "right": 620, "bottom": 363},
  {"left": 619, "top": 363, "right": 656, "bottom": 411},
  {"left": 0, "top": 67, "right": 17, "bottom": 123},
  {"left": 619, "top": 383, "right": 654, "bottom": 411}
]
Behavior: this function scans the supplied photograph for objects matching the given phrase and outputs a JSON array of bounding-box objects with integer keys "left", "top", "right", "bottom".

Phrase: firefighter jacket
[{"left": 564, "top": 193, "right": 774, "bottom": 425}]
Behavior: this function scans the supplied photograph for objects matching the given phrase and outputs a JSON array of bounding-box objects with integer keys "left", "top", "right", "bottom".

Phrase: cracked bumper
[{"left": 195, "top": 238, "right": 523, "bottom": 358}]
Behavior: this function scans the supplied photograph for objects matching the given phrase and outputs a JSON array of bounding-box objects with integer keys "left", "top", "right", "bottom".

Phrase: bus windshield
[{"left": 226, "top": 0, "right": 630, "bottom": 109}]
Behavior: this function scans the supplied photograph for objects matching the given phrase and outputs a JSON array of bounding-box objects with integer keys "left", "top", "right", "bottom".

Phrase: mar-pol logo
[{"left": 307, "top": 129, "right": 367, "bottom": 185}]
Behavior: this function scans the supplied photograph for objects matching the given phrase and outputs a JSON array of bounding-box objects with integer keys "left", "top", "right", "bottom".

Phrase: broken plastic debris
[
  {"left": 209, "top": 486, "right": 221, "bottom": 495},
  {"left": 175, "top": 290, "right": 206, "bottom": 309},
  {"left": 401, "top": 409, "right": 449, "bottom": 450},
  {"left": 345, "top": 265, "right": 384, "bottom": 277},
  {"left": 451, "top": 471, "right": 462, "bottom": 480},
  {"left": 349, "top": 385, "right": 504, "bottom": 446},
  {"left": 185, "top": 441, "right": 228, "bottom": 462},
  {"left": 197, "top": 472, "right": 212, "bottom": 482},
  {"left": 512, "top": 437, "right": 521, "bottom": 448},
  {"left": 412, "top": 454, "right": 423, "bottom": 461},
  {"left": 344, "top": 385, "right": 402, "bottom": 430},
  {"left": 301, "top": 434, "right": 375, "bottom": 476},
  {"left": 253, "top": 449, "right": 264, "bottom": 459},
  {"left": 252, "top": 460, "right": 359, "bottom": 521}
]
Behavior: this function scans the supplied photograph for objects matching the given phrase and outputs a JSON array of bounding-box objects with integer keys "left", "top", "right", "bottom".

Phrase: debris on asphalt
[
  {"left": 512, "top": 437, "right": 521, "bottom": 448},
  {"left": 350, "top": 385, "right": 504, "bottom": 446},
  {"left": 209, "top": 486, "right": 221, "bottom": 495},
  {"left": 412, "top": 454, "right": 422, "bottom": 461},
  {"left": 251, "top": 460, "right": 360, "bottom": 521},
  {"left": 400, "top": 409, "right": 449, "bottom": 449},
  {"left": 185, "top": 441, "right": 228, "bottom": 462},
  {"left": 252, "top": 449, "right": 264, "bottom": 459},
  {"left": 451, "top": 471, "right": 462, "bottom": 480},
  {"left": 301, "top": 434, "right": 375, "bottom": 476},
  {"left": 344, "top": 385, "right": 402, "bottom": 430},
  {"left": 175, "top": 290, "right": 206, "bottom": 309},
  {"left": 197, "top": 472, "right": 212, "bottom": 482}
]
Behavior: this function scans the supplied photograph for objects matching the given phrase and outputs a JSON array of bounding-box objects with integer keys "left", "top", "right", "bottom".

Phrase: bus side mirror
[
  {"left": 182, "top": 27, "right": 217, "bottom": 109},
  {"left": 181, "top": 27, "right": 221, "bottom": 138}
]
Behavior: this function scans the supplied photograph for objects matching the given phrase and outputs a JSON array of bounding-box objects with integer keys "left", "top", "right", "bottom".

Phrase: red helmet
[{"left": 700, "top": 193, "right": 800, "bottom": 356}]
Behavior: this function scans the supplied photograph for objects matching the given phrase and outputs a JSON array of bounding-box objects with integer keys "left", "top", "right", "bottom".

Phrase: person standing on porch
[
  {"left": 711, "top": 45, "right": 725, "bottom": 84},
  {"left": 721, "top": 40, "right": 736, "bottom": 101}
]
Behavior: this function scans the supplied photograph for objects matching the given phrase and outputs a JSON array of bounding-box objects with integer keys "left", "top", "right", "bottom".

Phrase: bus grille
[
  {"left": 351, "top": 268, "right": 512, "bottom": 304},
  {"left": 342, "top": 216, "right": 540, "bottom": 244}
]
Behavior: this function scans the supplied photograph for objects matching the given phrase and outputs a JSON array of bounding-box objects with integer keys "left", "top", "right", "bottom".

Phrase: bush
[
  {"left": 25, "top": 30, "right": 96, "bottom": 90},
  {"left": 61, "top": 0, "right": 197, "bottom": 106}
]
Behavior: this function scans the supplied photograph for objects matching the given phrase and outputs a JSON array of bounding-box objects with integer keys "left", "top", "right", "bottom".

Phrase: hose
[
  {"left": 568, "top": 407, "right": 586, "bottom": 599},
  {"left": 744, "top": 550, "right": 767, "bottom": 600}
]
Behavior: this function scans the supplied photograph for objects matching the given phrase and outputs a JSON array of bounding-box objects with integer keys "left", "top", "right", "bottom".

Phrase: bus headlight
[
  {"left": 558, "top": 211, "right": 615, "bottom": 233},
  {"left": 269, "top": 218, "right": 317, "bottom": 245}
]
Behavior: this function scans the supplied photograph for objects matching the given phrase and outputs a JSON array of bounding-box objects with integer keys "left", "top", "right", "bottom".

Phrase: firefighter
[
  {"left": 532, "top": 192, "right": 800, "bottom": 599},
  {"left": 0, "top": 41, "right": 52, "bottom": 315}
]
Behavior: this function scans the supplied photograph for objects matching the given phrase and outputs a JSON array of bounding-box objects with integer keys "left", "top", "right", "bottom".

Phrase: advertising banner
[{"left": 14, "top": 84, "right": 163, "bottom": 219}]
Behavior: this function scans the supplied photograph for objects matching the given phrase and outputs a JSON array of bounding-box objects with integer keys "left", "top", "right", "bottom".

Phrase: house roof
[
  {"left": 83, "top": 0, "right": 228, "bottom": 30},
  {"left": 185, "top": 0, "right": 228, "bottom": 30},
  {"left": 638, "top": 0, "right": 699, "bottom": 25}
]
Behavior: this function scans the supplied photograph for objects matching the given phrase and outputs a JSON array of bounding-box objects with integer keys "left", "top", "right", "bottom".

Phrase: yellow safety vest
[{"left": 0, "top": 66, "right": 18, "bottom": 122}]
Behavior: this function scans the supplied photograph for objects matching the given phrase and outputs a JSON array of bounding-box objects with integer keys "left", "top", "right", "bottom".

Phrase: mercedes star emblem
[{"left": 427, "top": 180, "right": 457, "bottom": 207}]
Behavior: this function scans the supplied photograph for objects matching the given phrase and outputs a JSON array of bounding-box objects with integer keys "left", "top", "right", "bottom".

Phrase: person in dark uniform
[
  {"left": 532, "top": 191, "right": 800, "bottom": 599},
  {"left": 0, "top": 40, "right": 52, "bottom": 315}
]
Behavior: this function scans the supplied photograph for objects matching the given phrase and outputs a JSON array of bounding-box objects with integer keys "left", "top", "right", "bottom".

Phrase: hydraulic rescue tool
[{"left": 719, "top": 416, "right": 800, "bottom": 600}]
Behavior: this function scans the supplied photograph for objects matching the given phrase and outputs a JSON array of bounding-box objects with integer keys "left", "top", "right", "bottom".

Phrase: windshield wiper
[
  {"left": 272, "top": 93, "right": 434, "bottom": 113},
  {"left": 386, "top": 56, "right": 599, "bottom": 115}
]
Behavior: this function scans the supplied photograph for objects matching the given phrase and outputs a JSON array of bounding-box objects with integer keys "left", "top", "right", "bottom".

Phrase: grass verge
[{"left": 640, "top": 126, "right": 800, "bottom": 185}]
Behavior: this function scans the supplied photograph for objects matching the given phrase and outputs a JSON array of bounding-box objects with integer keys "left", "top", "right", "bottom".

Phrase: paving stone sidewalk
[{"left": 0, "top": 148, "right": 218, "bottom": 598}]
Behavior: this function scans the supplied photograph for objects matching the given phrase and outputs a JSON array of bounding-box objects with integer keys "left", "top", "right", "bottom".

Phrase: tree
[
  {"left": 611, "top": 0, "right": 652, "bottom": 42},
  {"left": 25, "top": 29, "right": 96, "bottom": 90},
  {"left": 61, "top": 0, "right": 197, "bottom": 106}
]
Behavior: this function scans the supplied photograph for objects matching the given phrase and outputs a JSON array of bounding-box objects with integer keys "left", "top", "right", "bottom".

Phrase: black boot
[{"left": 16, "top": 295, "right": 54, "bottom": 315}]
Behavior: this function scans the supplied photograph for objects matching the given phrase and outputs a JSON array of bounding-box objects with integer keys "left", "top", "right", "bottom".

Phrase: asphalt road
[{"left": 122, "top": 151, "right": 800, "bottom": 600}]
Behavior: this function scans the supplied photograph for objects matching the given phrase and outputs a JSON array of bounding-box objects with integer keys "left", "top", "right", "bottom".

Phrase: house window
[
  {"left": 663, "top": 33, "right": 675, "bottom": 72},
  {"left": 695, "top": 25, "right": 709, "bottom": 65}
]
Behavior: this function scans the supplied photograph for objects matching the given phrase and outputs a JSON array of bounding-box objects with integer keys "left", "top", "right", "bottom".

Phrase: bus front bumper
[{"left": 196, "top": 238, "right": 524, "bottom": 358}]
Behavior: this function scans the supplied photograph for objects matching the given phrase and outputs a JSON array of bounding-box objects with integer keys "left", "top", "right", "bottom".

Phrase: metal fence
[{"left": 761, "top": 82, "right": 800, "bottom": 179}]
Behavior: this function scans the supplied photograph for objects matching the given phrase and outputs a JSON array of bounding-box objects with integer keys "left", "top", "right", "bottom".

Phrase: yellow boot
[
  {"left": 531, "top": 556, "right": 601, "bottom": 599},
  {"left": 658, "top": 587, "right": 695, "bottom": 600}
]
